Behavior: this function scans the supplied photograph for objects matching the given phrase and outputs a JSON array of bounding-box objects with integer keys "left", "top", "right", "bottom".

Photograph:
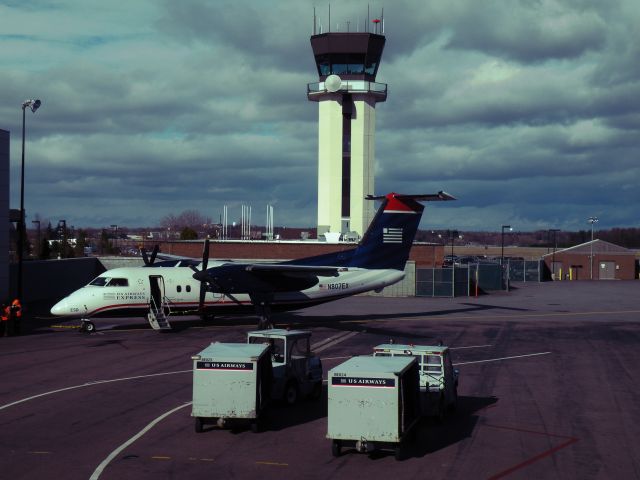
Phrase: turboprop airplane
[{"left": 50, "top": 192, "right": 455, "bottom": 332}]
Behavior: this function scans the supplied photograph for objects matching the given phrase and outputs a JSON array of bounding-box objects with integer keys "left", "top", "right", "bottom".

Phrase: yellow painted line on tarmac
[
  {"left": 339, "top": 309, "right": 640, "bottom": 324},
  {"left": 151, "top": 456, "right": 171, "bottom": 460},
  {"left": 29, "top": 451, "right": 51, "bottom": 454},
  {"left": 50, "top": 325, "right": 80, "bottom": 329},
  {"left": 200, "top": 458, "right": 215, "bottom": 462},
  {"left": 256, "top": 461, "right": 288, "bottom": 467}
]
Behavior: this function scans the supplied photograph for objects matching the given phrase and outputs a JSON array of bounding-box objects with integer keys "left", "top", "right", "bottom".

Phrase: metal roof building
[{"left": 542, "top": 239, "right": 638, "bottom": 281}]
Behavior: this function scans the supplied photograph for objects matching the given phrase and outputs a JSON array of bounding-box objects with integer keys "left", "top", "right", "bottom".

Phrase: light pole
[
  {"left": 549, "top": 229, "right": 560, "bottom": 279},
  {"left": 31, "top": 220, "right": 40, "bottom": 258},
  {"left": 588, "top": 216, "right": 598, "bottom": 280},
  {"left": 500, "top": 225, "right": 512, "bottom": 266},
  {"left": 440, "top": 230, "right": 460, "bottom": 265},
  {"left": 111, "top": 224, "right": 118, "bottom": 253},
  {"left": 58, "top": 220, "right": 66, "bottom": 258},
  {"left": 17, "top": 99, "right": 41, "bottom": 300}
]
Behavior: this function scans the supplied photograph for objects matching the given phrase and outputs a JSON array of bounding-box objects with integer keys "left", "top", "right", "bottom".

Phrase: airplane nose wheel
[{"left": 80, "top": 320, "right": 96, "bottom": 333}]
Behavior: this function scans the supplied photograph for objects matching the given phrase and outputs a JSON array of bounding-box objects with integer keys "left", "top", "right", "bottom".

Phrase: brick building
[
  {"left": 543, "top": 239, "right": 637, "bottom": 280},
  {"left": 149, "top": 240, "right": 445, "bottom": 269}
]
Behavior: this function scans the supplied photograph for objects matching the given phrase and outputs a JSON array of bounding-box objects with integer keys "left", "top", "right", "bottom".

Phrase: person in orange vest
[
  {"left": 1, "top": 302, "right": 8, "bottom": 337},
  {"left": 7, "top": 298, "right": 22, "bottom": 336}
]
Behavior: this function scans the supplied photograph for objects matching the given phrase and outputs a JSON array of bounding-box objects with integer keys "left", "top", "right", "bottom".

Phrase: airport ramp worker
[
  {"left": 1, "top": 303, "right": 7, "bottom": 337},
  {"left": 9, "top": 299, "right": 22, "bottom": 336}
]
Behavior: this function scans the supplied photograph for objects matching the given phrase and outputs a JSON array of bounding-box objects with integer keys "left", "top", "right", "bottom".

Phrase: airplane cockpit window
[
  {"left": 89, "top": 277, "right": 109, "bottom": 287},
  {"left": 107, "top": 278, "right": 129, "bottom": 287}
]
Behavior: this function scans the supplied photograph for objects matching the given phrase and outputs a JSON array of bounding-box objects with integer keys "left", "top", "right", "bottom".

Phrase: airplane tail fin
[{"left": 348, "top": 191, "right": 456, "bottom": 270}]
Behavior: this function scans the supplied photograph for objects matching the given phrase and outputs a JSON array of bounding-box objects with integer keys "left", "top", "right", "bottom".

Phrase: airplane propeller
[
  {"left": 190, "top": 238, "right": 244, "bottom": 314},
  {"left": 190, "top": 238, "right": 214, "bottom": 314},
  {"left": 141, "top": 244, "right": 160, "bottom": 266}
]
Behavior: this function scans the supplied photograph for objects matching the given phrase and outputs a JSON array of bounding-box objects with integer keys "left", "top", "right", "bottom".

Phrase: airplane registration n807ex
[{"left": 51, "top": 192, "right": 455, "bottom": 332}]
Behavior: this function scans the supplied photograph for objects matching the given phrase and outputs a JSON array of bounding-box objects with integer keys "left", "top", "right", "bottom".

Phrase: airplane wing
[{"left": 245, "top": 264, "right": 340, "bottom": 276}]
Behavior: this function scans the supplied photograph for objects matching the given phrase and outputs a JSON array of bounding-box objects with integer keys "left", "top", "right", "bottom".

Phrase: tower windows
[{"left": 314, "top": 53, "right": 371, "bottom": 77}]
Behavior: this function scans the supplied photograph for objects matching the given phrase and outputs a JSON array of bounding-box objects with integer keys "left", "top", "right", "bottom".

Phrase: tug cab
[{"left": 373, "top": 344, "right": 459, "bottom": 418}]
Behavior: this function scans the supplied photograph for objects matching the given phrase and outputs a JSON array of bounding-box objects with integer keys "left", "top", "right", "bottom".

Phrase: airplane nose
[{"left": 50, "top": 299, "right": 67, "bottom": 316}]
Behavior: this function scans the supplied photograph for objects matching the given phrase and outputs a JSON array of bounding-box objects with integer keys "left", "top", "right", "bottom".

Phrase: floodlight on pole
[
  {"left": 500, "top": 225, "right": 512, "bottom": 267},
  {"left": 18, "top": 98, "right": 42, "bottom": 301},
  {"left": 588, "top": 216, "right": 599, "bottom": 280},
  {"left": 31, "top": 220, "right": 41, "bottom": 258},
  {"left": 549, "top": 229, "right": 560, "bottom": 279}
]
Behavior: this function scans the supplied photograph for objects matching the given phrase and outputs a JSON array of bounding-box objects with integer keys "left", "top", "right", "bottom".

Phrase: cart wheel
[
  {"left": 394, "top": 443, "right": 403, "bottom": 461},
  {"left": 331, "top": 440, "right": 342, "bottom": 457},
  {"left": 84, "top": 321, "right": 96, "bottom": 333},
  {"left": 195, "top": 417, "right": 204, "bottom": 433},
  {"left": 437, "top": 397, "right": 446, "bottom": 423},
  {"left": 309, "top": 381, "right": 322, "bottom": 400},
  {"left": 284, "top": 382, "right": 298, "bottom": 405},
  {"left": 251, "top": 418, "right": 261, "bottom": 433},
  {"left": 449, "top": 386, "right": 458, "bottom": 412}
]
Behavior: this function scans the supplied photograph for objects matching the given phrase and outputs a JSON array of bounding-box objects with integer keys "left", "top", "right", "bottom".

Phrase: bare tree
[{"left": 160, "top": 210, "right": 211, "bottom": 230}]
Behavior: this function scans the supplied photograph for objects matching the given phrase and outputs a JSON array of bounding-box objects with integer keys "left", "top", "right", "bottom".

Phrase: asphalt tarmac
[{"left": 1, "top": 281, "right": 639, "bottom": 479}]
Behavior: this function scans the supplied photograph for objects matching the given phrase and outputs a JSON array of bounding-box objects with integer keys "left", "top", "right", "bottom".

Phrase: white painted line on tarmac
[
  {"left": 321, "top": 345, "right": 493, "bottom": 361},
  {"left": 450, "top": 344, "right": 493, "bottom": 350},
  {"left": 0, "top": 370, "right": 191, "bottom": 412},
  {"left": 454, "top": 351, "right": 551, "bottom": 366},
  {"left": 89, "top": 402, "right": 192, "bottom": 480},
  {"left": 313, "top": 331, "right": 359, "bottom": 353}
]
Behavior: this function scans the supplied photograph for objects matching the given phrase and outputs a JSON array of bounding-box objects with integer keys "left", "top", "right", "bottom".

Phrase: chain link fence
[{"left": 416, "top": 260, "right": 544, "bottom": 297}]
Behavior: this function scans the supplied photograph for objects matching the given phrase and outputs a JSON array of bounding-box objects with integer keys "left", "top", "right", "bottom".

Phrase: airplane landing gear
[
  {"left": 80, "top": 320, "right": 96, "bottom": 333},
  {"left": 254, "top": 301, "right": 273, "bottom": 330}
]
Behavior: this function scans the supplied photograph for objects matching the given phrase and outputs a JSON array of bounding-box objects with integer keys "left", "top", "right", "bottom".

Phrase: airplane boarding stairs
[{"left": 147, "top": 296, "right": 172, "bottom": 330}]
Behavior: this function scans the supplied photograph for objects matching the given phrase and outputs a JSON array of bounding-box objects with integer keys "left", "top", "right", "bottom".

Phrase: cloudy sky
[{"left": 1, "top": 0, "right": 638, "bottom": 231}]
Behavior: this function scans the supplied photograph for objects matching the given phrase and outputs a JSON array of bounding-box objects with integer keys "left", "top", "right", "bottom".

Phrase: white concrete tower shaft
[{"left": 308, "top": 32, "right": 387, "bottom": 238}]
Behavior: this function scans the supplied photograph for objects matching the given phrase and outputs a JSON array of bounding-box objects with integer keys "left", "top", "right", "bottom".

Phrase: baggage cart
[
  {"left": 191, "top": 342, "right": 272, "bottom": 433},
  {"left": 327, "top": 355, "right": 420, "bottom": 460}
]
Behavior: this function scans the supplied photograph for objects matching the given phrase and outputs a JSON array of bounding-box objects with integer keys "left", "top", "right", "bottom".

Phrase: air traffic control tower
[{"left": 307, "top": 20, "right": 387, "bottom": 238}]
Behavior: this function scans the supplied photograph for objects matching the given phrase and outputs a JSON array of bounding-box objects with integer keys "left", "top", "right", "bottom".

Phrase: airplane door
[{"left": 149, "top": 275, "right": 165, "bottom": 311}]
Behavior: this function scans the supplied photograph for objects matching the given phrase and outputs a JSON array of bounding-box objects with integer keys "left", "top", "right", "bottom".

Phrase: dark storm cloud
[
  {"left": 1, "top": 0, "right": 639, "bottom": 230},
  {"left": 157, "top": 0, "right": 317, "bottom": 73},
  {"left": 441, "top": 1, "right": 607, "bottom": 62}
]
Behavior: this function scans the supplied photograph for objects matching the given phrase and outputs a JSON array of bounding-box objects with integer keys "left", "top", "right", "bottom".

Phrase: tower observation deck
[{"left": 307, "top": 15, "right": 387, "bottom": 238}]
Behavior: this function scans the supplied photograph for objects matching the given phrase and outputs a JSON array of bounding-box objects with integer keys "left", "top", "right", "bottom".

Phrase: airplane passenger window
[
  {"left": 89, "top": 277, "right": 109, "bottom": 286},
  {"left": 186, "top": 285, "right": 191, "bottom": 292},
  {"left": 107, "top": 278, "right": 129, "bottom": 287},
  {"left": 177, "top": 286, "right": 182, "bottom": 293}
]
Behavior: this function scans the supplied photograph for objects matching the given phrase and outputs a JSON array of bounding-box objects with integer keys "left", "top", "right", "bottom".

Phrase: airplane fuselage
[{"left": 50, "top": 262, "right": 405, "bottom": 319}]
